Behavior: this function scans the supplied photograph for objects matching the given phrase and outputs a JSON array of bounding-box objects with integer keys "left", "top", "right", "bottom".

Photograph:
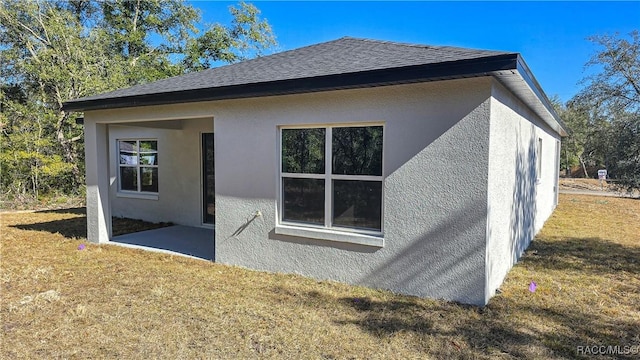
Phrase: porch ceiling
[{"left": 114, "top": 120, "right": 183, "bottom": 129}]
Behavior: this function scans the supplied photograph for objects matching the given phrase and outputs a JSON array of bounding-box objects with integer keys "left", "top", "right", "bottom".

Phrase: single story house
[{"left": 63, "top": 37, "right": 568, "bottom": 305}]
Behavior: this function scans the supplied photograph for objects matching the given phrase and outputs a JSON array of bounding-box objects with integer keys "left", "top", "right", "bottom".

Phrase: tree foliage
[
  {"left": 0, "top": 0, "right": 276, "bottom": 200},
  {"left": 561, "top": 31, "right": 639, "bottom": 189},
  {"left": 577, "top": 31, "right": 640, "bottom": 116}
]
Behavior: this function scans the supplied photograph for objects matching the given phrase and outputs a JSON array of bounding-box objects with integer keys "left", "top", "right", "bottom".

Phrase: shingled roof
[{"left": 63, "top": 37, "right": 567, "bottom": 136}]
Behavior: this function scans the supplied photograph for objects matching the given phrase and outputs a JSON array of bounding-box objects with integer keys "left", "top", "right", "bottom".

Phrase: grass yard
[{"left": 1, "top": 194, "right": 639, "bottom": 359}]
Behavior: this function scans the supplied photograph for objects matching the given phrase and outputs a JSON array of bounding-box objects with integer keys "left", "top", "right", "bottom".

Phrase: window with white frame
[
  {"left": 536, "top": 137, "right": 543, "bottom": 182},
  {"left": 280, "top": 125, "right": 383, "bottom": 233},
  {"left": 118, "top": 139, "right": 158, "bottom": 193}
]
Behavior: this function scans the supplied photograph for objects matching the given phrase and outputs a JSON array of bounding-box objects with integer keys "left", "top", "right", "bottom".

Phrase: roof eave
[
  {"left": 62, "top": 54, "right": 518, "bottom": 112},
  {"left": 491, "top": 56, "right": 568, "bottom": 137},
  {"left": 63, "top": 53, "right": 567, "bottom": 138}
]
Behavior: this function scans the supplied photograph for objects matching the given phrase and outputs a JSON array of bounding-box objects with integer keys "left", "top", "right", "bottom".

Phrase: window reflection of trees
[
  {"left": 332, "top": 126, "right": 383, "bottom": 176},
  {"left": 281, "top": 126, "right": 383, "bottom": 232},
  {"left": 282, "top": 128, "right": 325, "bottom": 174},
  {"left": 282, "top": 178, "right": 325, "bottom": 225},
  {"left": 333, "top": 180, "right": 382, "bottom": 230}
]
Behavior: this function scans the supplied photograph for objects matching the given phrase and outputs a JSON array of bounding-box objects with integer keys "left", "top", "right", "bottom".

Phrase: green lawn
[{"left": 1, "top": 194, "right": 639, "bottom": 359}]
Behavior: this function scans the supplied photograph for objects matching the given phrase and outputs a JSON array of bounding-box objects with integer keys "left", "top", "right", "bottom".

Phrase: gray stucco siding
[
  {"left": 83, "top": 75, "right": 561, "bottom": 306},
  {"left": 108, "top": 118, "right": 214, "bottom": 227},
  {"left": 485, "top": 80, "right": 561, "bottom": 302},
  {"left": 213, "top": 78, "right": 493, "bottom": 305}
]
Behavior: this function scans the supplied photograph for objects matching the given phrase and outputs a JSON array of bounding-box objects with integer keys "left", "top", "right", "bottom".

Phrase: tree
[
  {"left": 602, "top": 112, "right": 639, "bottom": 188},
  {"left": 552, "top": 96, "right": 590, "bottom": 177},
  {"left": 569, "top": 31, "right": 640, "bottom": 189},
  {"left": 1, "top": 0, "right": 114, "bottom": 196},
  {"left": 577, "top": 31, "right": 640, "bottom": 116},
  {"left": 99, "top": 0, "right": 197, "bottom": 84},
  {"left": 183, "top": 2, "right": 276, "bottom": 71},
  {"left": 0, "top": 0, "right": 276, "bottom": 201}
]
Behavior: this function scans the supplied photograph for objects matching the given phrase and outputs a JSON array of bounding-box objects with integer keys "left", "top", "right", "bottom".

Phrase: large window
[
  {"left": 118, "top": 139, "right": 158, "bottom": 193},
  {"left": 280, "top": 125, "right": 383, "bottom": 233}
]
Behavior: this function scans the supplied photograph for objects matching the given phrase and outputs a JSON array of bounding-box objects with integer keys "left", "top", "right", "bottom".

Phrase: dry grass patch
[
  {"left": 559, "top": 178, "right": 612, "bottom": 191},
  {"left": 1, "top": 194, "right": 639, "bottom": 359}
]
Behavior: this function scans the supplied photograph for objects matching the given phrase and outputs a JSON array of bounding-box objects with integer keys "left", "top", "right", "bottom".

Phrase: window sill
[
  {"left": 275, "top": 225, "right": 384, "bottom": 247},
  {"left": 116, "top": 192, "right": 159, "bottom": 200}
]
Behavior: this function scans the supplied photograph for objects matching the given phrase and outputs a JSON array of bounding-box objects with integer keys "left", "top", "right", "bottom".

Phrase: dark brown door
[{"left": 202, "top": 133, "right": 214, "bottom": 224}]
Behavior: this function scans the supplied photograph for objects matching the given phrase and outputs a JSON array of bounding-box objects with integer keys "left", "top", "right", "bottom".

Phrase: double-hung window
[
  {"left": 118, "top": 139, "right": 159, "bottom": 193},
  {"left": 280, "top": 125, "right": 383, "bottom": 234}
]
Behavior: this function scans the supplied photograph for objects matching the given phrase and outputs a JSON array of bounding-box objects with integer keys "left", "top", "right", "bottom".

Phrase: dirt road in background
[{"left": 559, "top": 178, "right": 639, "bottom": 198}]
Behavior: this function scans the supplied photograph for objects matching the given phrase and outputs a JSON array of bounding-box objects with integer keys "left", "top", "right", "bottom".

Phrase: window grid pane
[
  {"left": 119, "top": 140, "right": 137, "bottom": 152},
  {"left": 332, "top": 126, "right": 383, "bottom": 176},
  {"left": 118, "top": 140, "right": 158, "bottom": 193},
  {"left": 282, "top": 128, "right": 325, "bottom": 174},
  {"left": 140, "top": 154, "right": 158, "bottom": 165},
  {"left": 139, "top": 141, "right": 157, "bottom": 152},
  {"left": 282, "top": 177, "right": 325, "bottom": 225},
  {"left": 332, "top": 180, "right": 382, "bottom": 231},
  {"left": 119, "top": 152, "right": 138, "bottom": 165},
  {"left": 140, "top": 167, "right": 158, "bottom": 192},
  {"left": 280, "top": 126, "right": 383, "bottom": 233},
  {"left": 119, "top": 167, "right": 138, "bottom": 191}
]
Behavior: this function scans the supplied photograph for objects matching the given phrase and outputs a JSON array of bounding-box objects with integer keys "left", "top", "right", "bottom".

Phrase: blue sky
[{"left": 192, "top": 1, "right": 639, "bottom": 102}]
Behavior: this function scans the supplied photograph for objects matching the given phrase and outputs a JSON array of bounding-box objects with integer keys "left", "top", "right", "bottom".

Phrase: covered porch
[
  {"left": 83, "top": 115, "right": 215, "bottom": 249},
  {"left": 111, "top": 225, "right": 214, "bottom": 261}
]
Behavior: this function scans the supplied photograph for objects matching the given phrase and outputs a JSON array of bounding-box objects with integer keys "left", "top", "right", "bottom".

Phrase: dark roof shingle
[
  {"left": 70, "top": 37, "right": 512, "bottom": 103},
  {"left": 64, "top": 36, "right": 567, "bottom": 136}
]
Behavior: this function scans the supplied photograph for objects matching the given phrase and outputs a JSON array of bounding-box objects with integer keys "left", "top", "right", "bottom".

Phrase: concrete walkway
[{"left": 111, "top": 225, "right": 214, "bottom": 261}]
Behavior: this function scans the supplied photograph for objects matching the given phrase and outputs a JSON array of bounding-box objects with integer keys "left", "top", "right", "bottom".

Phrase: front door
[{"left": 202, "top": 133, "right": 215, "bottom": 225}]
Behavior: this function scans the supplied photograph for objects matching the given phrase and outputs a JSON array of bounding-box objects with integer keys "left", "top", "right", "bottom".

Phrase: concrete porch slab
[{"left": 111, "top": 225, "right": 214, "bottom": 261}]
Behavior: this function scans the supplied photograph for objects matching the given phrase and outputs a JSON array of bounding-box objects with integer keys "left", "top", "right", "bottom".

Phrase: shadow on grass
[
  {"left": 35, "top": 207, "right": 86, "bottom": 215},
  {"left": 11, "top": 212, "right": 172, "bottom": 239},
  {"left": 335, "top": 296, "right": 436, "bottom": 335},
  {"left": 525, "top": 236, "right": 640, "bottom": 274},
  {"left": 329, "top": 292, "right": 638, "bottom": 359},
  {"left": 13, "top": 216, "right": 88, "bottom": 238},
  {"left": 517, "top": 302, "right": 640, "bottom": 357},
  {"left": 300, "top": 290, "right": 543, "bottom": 357},
  {"left": 284, "top": 235, "right": 640, "bottom": 358}
]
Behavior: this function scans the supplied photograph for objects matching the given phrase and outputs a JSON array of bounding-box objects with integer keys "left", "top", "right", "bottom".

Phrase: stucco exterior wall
[
  {"left": 85, "top": 76, "right": 564, "bottom": 305},
  {"left": 84, "top": 121, "right": 111, "bottom": 244},
  {"left": 485, "top": 80, "right": 561, "bottom": 301},
  {"left": 108, "top": 118, "right": 213, "bottom": 227},
  {"left": 210, "top": 78, "right": 493, "bottom": 305}
]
